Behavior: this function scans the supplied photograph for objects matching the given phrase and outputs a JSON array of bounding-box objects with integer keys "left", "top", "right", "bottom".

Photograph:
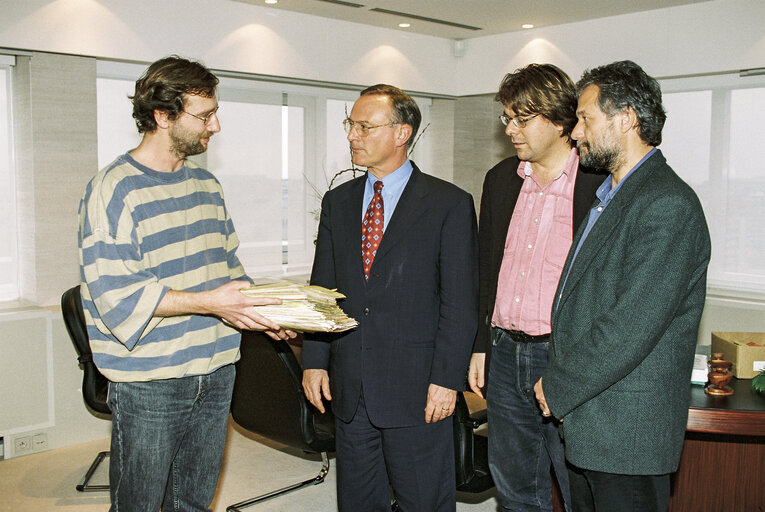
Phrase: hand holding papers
[{"left": 240, "top": 281, "right": 358, "bottom": 333}]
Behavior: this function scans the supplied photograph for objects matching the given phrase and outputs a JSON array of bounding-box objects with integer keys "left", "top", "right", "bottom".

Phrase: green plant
[{"left": 752, "top": 369, "right": 765, "bottom": 393}]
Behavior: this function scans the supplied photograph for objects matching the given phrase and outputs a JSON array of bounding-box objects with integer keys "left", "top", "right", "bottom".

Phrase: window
[
  {"left": 95, "top": 61, "right": 432, "bottom": 280},
  {"left": 661, "top": 73, "right": 765, "bottom": 293},
  {"left": 0, "top": 56, "right": 17, "bottom": 301}
]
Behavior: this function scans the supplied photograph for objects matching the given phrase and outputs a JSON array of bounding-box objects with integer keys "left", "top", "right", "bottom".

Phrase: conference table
[{"left": 669, "top": 378, "right": 765, "bottom": 512}]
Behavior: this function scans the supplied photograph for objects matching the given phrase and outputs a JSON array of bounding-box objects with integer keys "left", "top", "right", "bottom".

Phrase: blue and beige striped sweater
[{"left": 78, "top": 153, "right": 249, "bottom": 382}]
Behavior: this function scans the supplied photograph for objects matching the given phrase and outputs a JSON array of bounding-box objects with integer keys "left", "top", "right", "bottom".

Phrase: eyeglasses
[
  {"left": 499, "top": 113, "right": 539, "bottom": 128},
  {"left": 183, "top": 106, "right": 219, "bottom": 124},
  {"left": 343, "top": 118, "right": 398, "bottom": 137}
]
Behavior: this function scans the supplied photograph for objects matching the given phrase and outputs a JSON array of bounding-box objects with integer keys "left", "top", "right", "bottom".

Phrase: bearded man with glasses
[
  {"left": 78, "top": 55, "right": 293, "bottom": 511},
  {"left": 303, "top": 84, "right": 478, "bottom": 511},
  {"left": 468, "top": 63, "right": 604, "bottom": 512}
]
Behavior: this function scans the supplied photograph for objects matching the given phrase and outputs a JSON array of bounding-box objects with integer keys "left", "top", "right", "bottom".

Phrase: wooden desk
[{"left": 669, "top": 379, "right": 765, "bottom": 512}]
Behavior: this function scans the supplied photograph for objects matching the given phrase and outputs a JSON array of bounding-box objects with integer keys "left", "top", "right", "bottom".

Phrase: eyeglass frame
[
  {"left": 343, "top": 118, "right": 399, "bottom": 137},
  {"left": 183, "top": 105, "right": 219, "bottom": 124},
  {"left": 498, "top": 112, "right": 539, "bottom": 128}
]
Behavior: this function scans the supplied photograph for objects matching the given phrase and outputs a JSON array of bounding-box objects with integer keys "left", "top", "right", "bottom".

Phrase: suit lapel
[
  {"left": 373, "top": 165, "right": 428, "bottom": 262},
  {"left": 337, "top": 176, "right": 366, "bottom": 281},
  {"left": 556, "top": 151, "right": 664, "bottom": 315},
  {"left": 495, "top": 164, "right": 522, "bottom": 247}
]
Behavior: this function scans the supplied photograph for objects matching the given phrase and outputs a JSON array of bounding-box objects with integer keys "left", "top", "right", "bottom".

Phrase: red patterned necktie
[{"left": 362, "top": 180, "right": 384, "bottom": 280}]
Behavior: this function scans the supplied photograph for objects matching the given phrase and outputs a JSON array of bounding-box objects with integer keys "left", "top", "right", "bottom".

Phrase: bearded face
[{"left": 169, "top": 121, "right": 212, "bottom": 159}]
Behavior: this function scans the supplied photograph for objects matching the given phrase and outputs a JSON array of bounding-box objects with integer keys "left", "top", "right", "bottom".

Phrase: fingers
[
  {"left": 242, "top": 309, "right": 281, "bottom": 332},
  {"left": 467, "top": 353, "right": 486, "bottom": 398},
  {"left": 320, "top": 376, "right": 332, "bottom": 402},
  {"left": 533, "top": 378, "right": 551, "bottom": 418},
  {"left": 425, "top": 384, "right": 456, "bottom": 423},
  {"left": 302, "top": 370, "right": 330, "bottom": 414}
]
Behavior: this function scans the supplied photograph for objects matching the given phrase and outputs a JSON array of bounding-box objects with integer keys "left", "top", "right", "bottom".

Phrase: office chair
[
  {"left": 227, "top": 331, "right": 335, "bottom": 511},
  {"left": 453, "top": 391, "right": 494, "bottom": 493},
  {"left": 61, "top": 285, "right": 111, "bottom": 492}
]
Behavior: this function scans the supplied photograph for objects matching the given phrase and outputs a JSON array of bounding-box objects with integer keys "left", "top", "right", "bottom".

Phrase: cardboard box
[{"left": 710, "top": 332, "right": 765, "bottom": 379}]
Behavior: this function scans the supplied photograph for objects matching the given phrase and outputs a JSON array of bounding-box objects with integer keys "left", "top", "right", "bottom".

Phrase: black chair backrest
[
  {"left": 61, "top": 286, "right": 110, "bottom": 416},
  {"left": 231, "top": 331, "right": 334, "bottom": 454}
]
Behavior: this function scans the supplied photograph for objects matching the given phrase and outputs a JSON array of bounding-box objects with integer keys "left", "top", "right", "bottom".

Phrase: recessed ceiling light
[
  {"left": 265, "top": 0, "right": 277, "bottom": 4},
  {"left": 398, "top": 23, "right": 411, "bottom": 28},
  {"left": 522, "top": 24, "right": 534, "bottom": 29}
]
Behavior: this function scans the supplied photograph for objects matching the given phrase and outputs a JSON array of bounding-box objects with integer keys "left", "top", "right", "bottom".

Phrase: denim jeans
[
  {"left": 107, "top": 364, "right": 235, "bottom": 512},
  {"left": 486, "top": 328, "right": 570, "bottom": 512}
]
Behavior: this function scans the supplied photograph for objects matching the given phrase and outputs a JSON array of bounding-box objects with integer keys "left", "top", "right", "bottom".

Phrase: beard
[
  {"left": 578, "top": 140, "right": 620, "bottom": 170},
  {"left": 170, "top": 124, "right": 210, "bottom": 159}
]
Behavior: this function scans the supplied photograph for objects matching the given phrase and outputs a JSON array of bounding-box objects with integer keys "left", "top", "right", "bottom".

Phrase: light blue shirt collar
[{"left": 363, "top": 160, "right": 414, "bottom": 233}]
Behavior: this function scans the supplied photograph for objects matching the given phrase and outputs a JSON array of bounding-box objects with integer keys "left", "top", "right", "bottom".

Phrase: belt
[{"left": 502, "top": 328, "right": 550, "bottom": 343}]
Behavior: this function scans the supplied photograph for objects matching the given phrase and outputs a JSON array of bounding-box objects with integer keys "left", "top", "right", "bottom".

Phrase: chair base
[
  {"left": 226, "top": 452, "right": 330, "bottom": 511},
  {"left": 76, "top": 450, "right": 110, "bottom": 492}
]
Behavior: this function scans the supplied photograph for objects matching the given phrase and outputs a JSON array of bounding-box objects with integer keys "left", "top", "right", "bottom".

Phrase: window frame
[
  {"left": 0, "top": 55, "right": 18, "bottom": 301},
  {"left": 94, "top": 60, "right": 433, "bottom": 281},
  {"left": 660, "top": 71, "right": 765, "bottom": 296}
]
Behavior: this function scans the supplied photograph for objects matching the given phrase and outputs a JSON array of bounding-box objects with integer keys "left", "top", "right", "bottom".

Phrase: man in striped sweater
[{"left": 78, "top": 56, "right": 292, "bottom": 512}]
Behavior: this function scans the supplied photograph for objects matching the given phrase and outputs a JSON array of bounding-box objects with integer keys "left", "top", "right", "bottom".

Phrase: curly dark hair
[
  {"left": 130, "top": 56, "right": 219, "bottom": 133},
  {"left": 576, "top": 60, "right": 666, "bottom": 146},
  {"left": 495, "top": 63, "right": 578, "bottom": 146},
  {"left": 359, "top": 84, "right": 421, "bottom": 148}
]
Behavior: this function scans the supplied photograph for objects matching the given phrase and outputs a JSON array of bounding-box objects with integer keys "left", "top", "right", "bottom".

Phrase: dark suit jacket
[
  {"left": 543, "top": 150, "right": 711, "bottom": 475},
  {"left": 473, "top": 155, "right": 604, "bottom": 383},
  {"left": 303, "top": 163, "right": 479, "bottom": 428}
]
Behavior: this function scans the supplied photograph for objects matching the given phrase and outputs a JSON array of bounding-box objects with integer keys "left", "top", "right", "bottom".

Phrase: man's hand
[
  {"left": 533, "top": 377, "right": 552, "bottom": 418},
  {"left": 302, "top": 369, "right": 331, "bottom": 413},
  {"left": 157, "top": 281, "right": 296, "bottom": 339},
  {"left": 467, "top": 353, "right": 486, "bottom": 397},
  {"left": 424, "top": 384, "right": 457, "bottom": 423}
]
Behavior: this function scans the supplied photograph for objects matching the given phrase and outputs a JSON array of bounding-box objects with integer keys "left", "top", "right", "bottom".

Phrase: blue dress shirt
[
  {"left": 556, "top": 148, "right": 657, "bottom": 309},
  {"left": 362, "top": 160, "right": 414, "bottom": 233}
]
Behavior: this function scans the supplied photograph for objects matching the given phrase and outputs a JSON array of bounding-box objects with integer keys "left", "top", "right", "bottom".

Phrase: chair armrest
[{"left": 469, "top": 409, "right": 487, "bottom": 428}]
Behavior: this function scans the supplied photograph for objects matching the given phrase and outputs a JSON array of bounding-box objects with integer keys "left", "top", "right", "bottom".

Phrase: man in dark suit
[
  {"left": 534, "top": 61, "right": 711, "bottom": 512},
  {"left": 302, "top": 84, "right": 478, "bottom": 512},
  {"left": 468, "top": 64, "right": 602, "bottom": 512}
]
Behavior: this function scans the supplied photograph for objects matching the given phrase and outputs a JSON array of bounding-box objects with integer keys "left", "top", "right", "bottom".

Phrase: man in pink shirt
[{"left": 468, "top": 64, "right": 603, "bottom": 512}]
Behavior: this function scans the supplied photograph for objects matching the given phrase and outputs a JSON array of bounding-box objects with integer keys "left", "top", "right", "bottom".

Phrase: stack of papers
[{"left": 240, "top": 281, "right": 358, "bottom": 333}]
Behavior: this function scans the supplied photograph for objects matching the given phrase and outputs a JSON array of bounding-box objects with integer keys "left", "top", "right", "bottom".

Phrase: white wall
[
  {"left": 456, "top": 0, "right": 765, "bottom": 95},
  {"left": 1, "top": 0, "right": 762, "bottom": 96},
  {"left": 0, "top": 0, "right": 457, "bottom": 94}
]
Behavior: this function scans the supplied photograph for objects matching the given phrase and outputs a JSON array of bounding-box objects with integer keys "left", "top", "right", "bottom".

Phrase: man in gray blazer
[{"left": 534, "top": 61, "right": 711, "bottom": 512}]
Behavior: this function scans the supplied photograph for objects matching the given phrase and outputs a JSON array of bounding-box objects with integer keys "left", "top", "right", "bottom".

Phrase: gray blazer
[{"left": 543, "top": 149, "right": 711, "bottom": 475}]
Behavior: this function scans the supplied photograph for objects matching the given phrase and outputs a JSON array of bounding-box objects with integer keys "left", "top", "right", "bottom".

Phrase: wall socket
[{"left": 12, "top": 432, "right": 48, "bottom": 457}]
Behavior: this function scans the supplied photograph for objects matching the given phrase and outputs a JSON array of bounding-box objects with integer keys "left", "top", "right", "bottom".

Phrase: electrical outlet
[
  {"left": 14, "top": 435, "right": 33, "bottom": 456},
  {"left": 10, "top": 432, "right": 49, "bottom": 457},
  {"left": 33, "top": 433, "right": 48, "bottom": 451}
]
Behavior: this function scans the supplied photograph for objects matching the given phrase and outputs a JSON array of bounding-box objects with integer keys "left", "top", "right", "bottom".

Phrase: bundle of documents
[{"left": 240, "top": 281, "right": 358, "bottom": 333}]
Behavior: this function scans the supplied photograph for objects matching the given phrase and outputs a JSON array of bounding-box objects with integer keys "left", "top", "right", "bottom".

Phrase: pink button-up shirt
[{"left": 492, "top": 148, "right": 579, "bottom": 336}]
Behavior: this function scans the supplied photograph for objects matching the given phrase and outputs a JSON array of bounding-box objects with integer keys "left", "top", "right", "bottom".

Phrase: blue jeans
[
  {"left": 487, "top": 328, "right": 570, "bottom": 512},
  {"left": 107, "top": 364, "right": 235, "bottom": 512}
]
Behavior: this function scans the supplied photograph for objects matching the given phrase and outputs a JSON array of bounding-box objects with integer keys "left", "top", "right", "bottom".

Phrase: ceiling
[{"left": 231, "top": 0, "right": 713, "bottom": 39}]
